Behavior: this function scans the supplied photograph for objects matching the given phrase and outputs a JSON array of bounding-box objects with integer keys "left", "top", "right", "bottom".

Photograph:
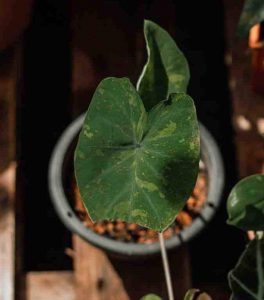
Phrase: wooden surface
[
  {"left": 26, "top": 272, "right": 75, "bottom": 300},
  {"left": 0, "top": 164, "right": 15, "bottom": 300},
  {"left": 73, "top": 235, "right": 129, "bottom": 300},
  {"left": 26, "top": 243, "right": 191, "bottom": 300},
  {"left": 0, "top": 45, "right": 17, "bottom": 300},
  {"left": 72, "top": 236, "right": 191, "bottom": 300}
]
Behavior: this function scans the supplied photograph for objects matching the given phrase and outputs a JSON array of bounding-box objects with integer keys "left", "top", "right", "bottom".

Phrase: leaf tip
[
  {"left": 144, "top": 19, "right": 155, "bottom": 26},
  {"left": 143, "top": 19, "right": 160, "bottom": 32}
]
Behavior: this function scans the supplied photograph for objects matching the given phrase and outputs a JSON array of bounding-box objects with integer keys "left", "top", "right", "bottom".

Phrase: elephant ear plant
[
  {"left": 74, "top": 20, "right": 200, "bottom": 300},
  {"left": 227, "top": 174, "right": 264, "bottom": 300}
]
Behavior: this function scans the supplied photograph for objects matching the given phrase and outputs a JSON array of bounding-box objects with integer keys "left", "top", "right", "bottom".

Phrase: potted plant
[{"left": 49, "top": 20, "right": 224, "bottom": 299}]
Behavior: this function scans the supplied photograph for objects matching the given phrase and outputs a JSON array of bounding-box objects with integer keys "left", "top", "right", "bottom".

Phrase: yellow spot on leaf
[
  {"left": 152, "top": 121, "right": 177, "bottom": 140},
  {"left": 98, "top": 88, "right": 104, "bottom": 95},
  {"left": 136, "top": 177, "right": 158, "bottom": 192},
  {"left": 131, "top": 209, "right": 147, "bottom": 218},
  {"left": 84, "top": 129, "right": 94, "bottom": 138},
  {"left": 168, "top": 74, "right": 184, "bottom": 84},
  {"left": 129, "top": 96, "right": 136, "bottom": 107}
]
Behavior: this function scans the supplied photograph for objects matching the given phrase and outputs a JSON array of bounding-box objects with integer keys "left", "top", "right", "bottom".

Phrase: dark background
[{"left": 17, "top": 0, "right": 245, "bottom": 287}]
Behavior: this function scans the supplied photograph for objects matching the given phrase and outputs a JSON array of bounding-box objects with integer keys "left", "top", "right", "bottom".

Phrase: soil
[{"left": 74, "top": 161, "right": 207, "bottom": 244}]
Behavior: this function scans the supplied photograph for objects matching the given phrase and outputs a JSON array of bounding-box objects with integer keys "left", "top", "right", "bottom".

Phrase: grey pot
[{"left": 48, "top": 114, "right": 224, "bottom": 257}]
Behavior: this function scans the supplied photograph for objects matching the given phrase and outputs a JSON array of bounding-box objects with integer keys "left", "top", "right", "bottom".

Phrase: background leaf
[
  {"left": 184, "top": 289, "right": 212, "bottom": 300},
  {"left": 227, "top": 174, "right": 264, "bottom": 231},
  {"left": 75, "top": 77, "right": 200, "bottom": 232},
  {"left": 237, "top": 0, "right": 264, "bottom": 37},
  {"left": 137, "top": 20, "right": 190, "bottom": 111},
  {"left": 229, "top": 236, "right": 264, "bottom": 300},
  {"left": 140, "top": 294, "right": 162, "bottom": 300}
]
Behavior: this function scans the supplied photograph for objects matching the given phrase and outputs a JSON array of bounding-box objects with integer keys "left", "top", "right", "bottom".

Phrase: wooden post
[
  {"left": 0, "top": 164, "right": 16, "bottom": 300},
  {"left": 73, "top": 235, "right": 129, "bottom": 300},
  {"left": 0, "top": 47, "right": 18, "bottom": 300},
  {"left": 26, "top": 271, "right": 75, "bottom": 300}
]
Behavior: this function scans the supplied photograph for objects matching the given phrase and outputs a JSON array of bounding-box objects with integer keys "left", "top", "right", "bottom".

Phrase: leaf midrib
[{"left": 129, "top": 146, "right": 162, "bottom": 226}]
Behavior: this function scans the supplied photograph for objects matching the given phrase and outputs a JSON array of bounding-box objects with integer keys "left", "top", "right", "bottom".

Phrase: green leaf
[
  {"left": 184, "top": 289, "right": 200, "bottom": 300},
  {"left": 137, "top": 20, "right": 190, "bottom": 111},
  {"left": 229, "top": 236, "right": 264, "bottom": 300},
  {"left": 237, "top": 0, "right": 264, "bottom": 37},
  {"left": 227, "top": 174, "right": 264, "bottom": 231},
  {"left": 184, "top": 289, "right": 212, "bottom": 300},
  {"left": 140, "top": 294, "right": 162, "bottom": 300},
  {"left": 75, "top": 77, "right": 200, "bottom": 232}
]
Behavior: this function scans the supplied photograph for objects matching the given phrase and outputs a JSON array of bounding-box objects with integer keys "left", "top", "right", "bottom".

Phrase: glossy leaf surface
[{"left": 227, "top": 174, "right": 264, "bottom": 231}]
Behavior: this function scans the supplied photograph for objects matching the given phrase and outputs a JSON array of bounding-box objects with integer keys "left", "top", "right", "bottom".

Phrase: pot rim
[{"left": 48, "top": 113, "right": 224, "bottom": 256}]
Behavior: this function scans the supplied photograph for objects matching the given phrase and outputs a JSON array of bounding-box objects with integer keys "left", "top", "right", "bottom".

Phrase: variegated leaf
[
  {"left": 137, "top": 20, "right": 190, "bottom": 111},
  {"left": 74, "top": 77, "right": 199, "bottom": 232}
]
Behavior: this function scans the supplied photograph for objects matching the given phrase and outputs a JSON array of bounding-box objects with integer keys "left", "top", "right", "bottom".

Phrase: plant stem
[{"left": 159, "top": 232, "right": 174, "bottom": 300}]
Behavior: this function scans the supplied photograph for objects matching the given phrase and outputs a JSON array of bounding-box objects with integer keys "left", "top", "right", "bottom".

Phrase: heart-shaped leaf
[
  {"left": 227, "top": 174, "right": 264, "bottom": 231},
  {"left": 229, "top": 236, "right": 264, "bottom": 300},
  {"left": 237, "top": 0, "right": 264, "bottom": 37},
  {"left": 75, "top": 77, "right": 199, "bottom": 232},
  {"left": 137, "top": 20, "right": 190, "bottom": 111},
  {"left": 140, "top": 294, "right": 162, "bottom": 300}
]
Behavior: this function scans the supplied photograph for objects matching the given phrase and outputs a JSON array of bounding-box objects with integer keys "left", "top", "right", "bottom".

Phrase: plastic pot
[{"left": 48, "top": 114, "right": 224, "bottom": 257}]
